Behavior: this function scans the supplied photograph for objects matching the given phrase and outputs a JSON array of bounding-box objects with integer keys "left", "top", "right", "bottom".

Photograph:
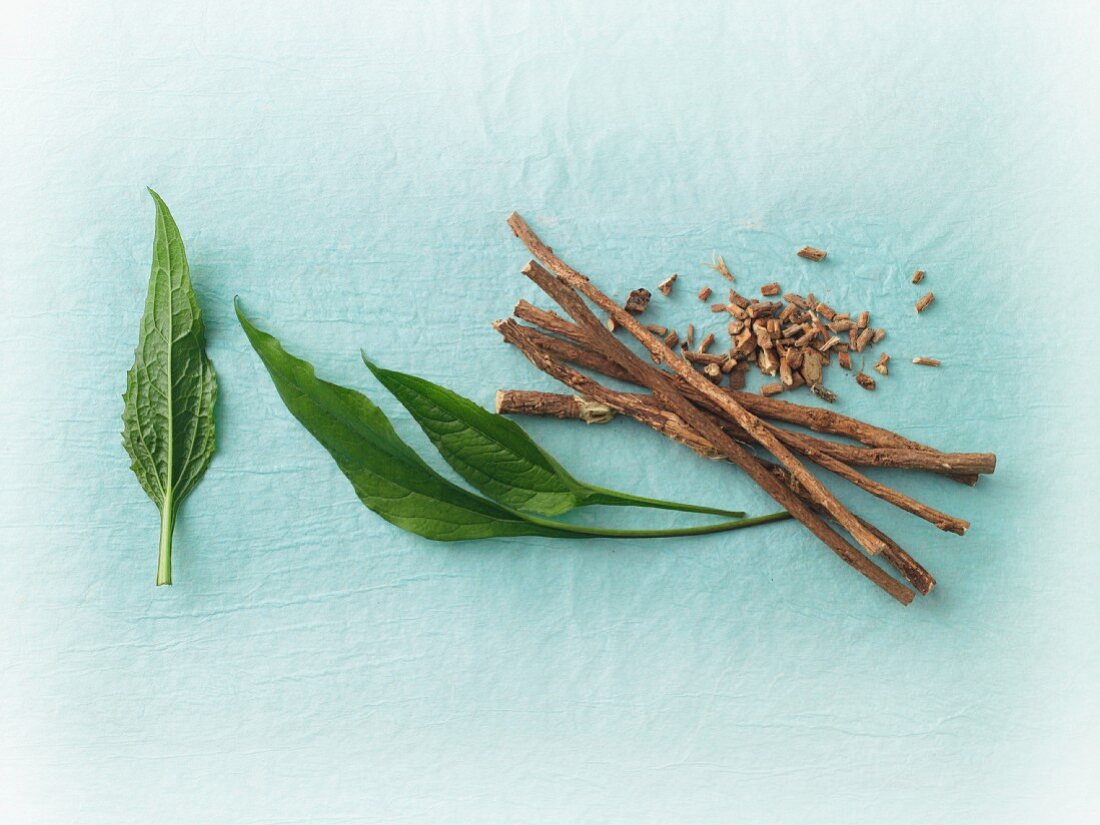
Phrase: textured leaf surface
[
  {"left": 363, "top": 357, "right": 744, "bottom": 518},
  {"left": 363, "top": 357, "right": 587, "bottom": 515},
  {"left": 121, "top": 191, "right": 216, "bottom": 535}
]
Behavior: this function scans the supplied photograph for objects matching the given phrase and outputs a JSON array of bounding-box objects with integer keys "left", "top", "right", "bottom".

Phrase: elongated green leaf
[
  {"left": 237, "top": 302, "right": 788, "bottom": 542},
  {"left": 122, "top": 189, "right": 217, "bottom": 585},
  {"left": 362, "top": 357, "right": 745, "bottom": 518}
]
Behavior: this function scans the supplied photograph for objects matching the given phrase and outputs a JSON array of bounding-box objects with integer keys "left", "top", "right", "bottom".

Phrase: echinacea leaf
[{"left": 122, "top": 190, "right": 217, "bottom": 585}]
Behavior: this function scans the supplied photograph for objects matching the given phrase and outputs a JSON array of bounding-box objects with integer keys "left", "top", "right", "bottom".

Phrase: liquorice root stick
[
  {"left": 514, "top": 300, "right": 583, "bottom": 339},
  {"left": 510, "top": 217, "right": 887, "bottom": 557},
  {"left": 494, "top": 320, "right": 915, "bottom": 604},
  {"left": 497, "top": 389, "right": 727, "bottom": 458},
  {"left": 494, "top": 390, "right": 616, "bottom": 423}
]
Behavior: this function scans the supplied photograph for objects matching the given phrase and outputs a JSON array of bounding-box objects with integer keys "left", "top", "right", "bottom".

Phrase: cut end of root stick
[{"left": 575, "top": 396, "right": 616, "bottom": 424}]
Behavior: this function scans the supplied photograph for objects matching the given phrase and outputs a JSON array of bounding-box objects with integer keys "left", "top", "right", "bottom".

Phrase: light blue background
[{"left": 2, "top": 2, "right": 1098, "bottom": 822}]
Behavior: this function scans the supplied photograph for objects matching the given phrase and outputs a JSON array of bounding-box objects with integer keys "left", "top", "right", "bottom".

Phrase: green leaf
[
  {"left": 362, "top": 356, "right": 745, "bottom": 519},
  {"left": 237, "top": 302, "right": 789, "bottom": 542},
  {"left": 122, "top": 189, "right": 217, "bottom": 585}
]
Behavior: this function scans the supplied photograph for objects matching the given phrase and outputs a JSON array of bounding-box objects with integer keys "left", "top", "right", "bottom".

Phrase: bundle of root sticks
[{"left": 493, "top": 213, "right": 997, "bottom": 605}]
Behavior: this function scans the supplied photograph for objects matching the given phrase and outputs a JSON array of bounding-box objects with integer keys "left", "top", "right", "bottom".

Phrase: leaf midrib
[
  {"left": 157, "top": 201, "right": 176, "bottom": 514},
  {"left": 371, "top": 367, "right": 579, "bottom": 506}
]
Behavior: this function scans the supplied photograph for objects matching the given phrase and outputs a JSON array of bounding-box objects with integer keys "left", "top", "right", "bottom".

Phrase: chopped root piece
[
  {"left": 697, "top": 285, "right": 713, "bottom": 302},
  {"left": 708, "top": 254, "right": 734, "bottom": 282},
  {"left": 779, "top": 355, "right": 794, "bottom": 387},
  {"left": 732, "top": 329, "right": 756, "bottom": 358},
  {"left": 760, "top": 382, "right": 785, "bottom": 397},
  {"left": 645, "top": 323, "right": 667, "bottom": 335},
  {"left": 798, "top": 246, "right": 827, "bottom": 262},
  {"left": 745, "top": 302, "right": 764, "bottom": 319},
  {"left": 794, "top": 327, "right": 817, "bottom": 347},
  {"left": 625, "top": 288, "right": 652, "bottom": 314},
  {"left": 758, "top": 346, "right": 779, "bottom": 376},
  {"left": 703, "top": 363, "right": 723, "bottom": 384},
  {"left": 657, "top": 274, "right": 678, "bottom": 296},
  {"left": 711, "top": 302, "right": 730, "bottom": 313},
  {"left": 698, "top": 332, "right": 716, "bottom": 353},
  {"left": 685, "top": 323, "right": 695, "bottom": 347},
  {"left": 911, "top": 270, "right": 925, "bottom": 285},
  {"left": 800, "top": 349, "right": 824, "bottom": 386},
  {"left": 855, "top": 327, "right": 875, "bottom": 352},
  {"left": 856, "top": 310, "right": 870, "bottom": 329},
  {"left": 874, "top": 352, "right": 890, "bottom": 376},
  {"left": 761, "top": 282, "right": 781, "bottom": 297},
  {"left": 838, "top": 350, "right": 852, "bottom": 370},
  {"left": 682, "top": 350, "right": 725, "bottom": 365},
  {"left": 872, "top": 328, "right": 886, "bottom": 343},
  {"left": 811, "top": 383, "right": 838, "bottom": 403},
  {"left": 912, "top": 357, "right": 941, "bottom": 366},
  {"left": 663, "top": 330, "right": 679, "bottom": 348},
  {"left": 856, "top": 372, "right": 877, "bottom": 390},
  {"left": 915, "top": 291, "right": 935, "bottom": 313},
  {"left": 753, "top": 321, "right": 772, "bottom": 349}
]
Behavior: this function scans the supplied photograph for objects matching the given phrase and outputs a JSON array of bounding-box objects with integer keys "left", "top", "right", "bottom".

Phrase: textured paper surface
[{"left": 1, "top": 2, "right": 1098, "bottom": 822}]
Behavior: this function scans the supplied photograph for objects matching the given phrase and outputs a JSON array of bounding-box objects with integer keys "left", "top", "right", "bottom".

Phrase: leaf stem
[
  {"left": 521, "top": 509, "right": 792, "bottom": 539},
  {"left": 157, "top": 498, "right": 174, "bottom": 586},
  {"left": 581, "top": 485, "right": 746, "bottom": 518}
]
